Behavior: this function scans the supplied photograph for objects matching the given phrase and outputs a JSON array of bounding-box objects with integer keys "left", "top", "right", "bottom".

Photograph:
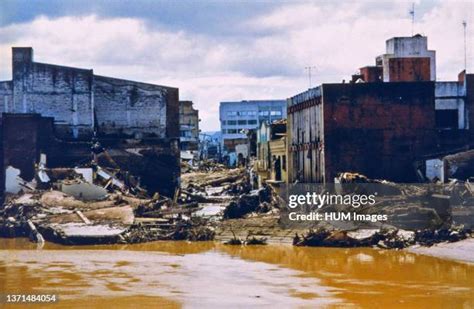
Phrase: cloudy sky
[{"left": 0, "top": 0, "right": 473, "bottom": 131}]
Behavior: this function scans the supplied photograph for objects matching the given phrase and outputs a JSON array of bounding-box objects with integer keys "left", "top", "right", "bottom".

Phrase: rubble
[
  {"left": 0, "top": 157, "right": 221, "bottom": 245},
  {"left": 223, "top": 185, "right": 279, "bottom": 219},
  {"left": 1, "top": 159, "right": 472, "bottom": 251},
  {"left": 293, "top": 226, "right": 471, "bottom": 249}
]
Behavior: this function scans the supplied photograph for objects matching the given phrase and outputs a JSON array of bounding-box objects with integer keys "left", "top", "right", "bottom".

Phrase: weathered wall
[
  {"left": 7, "top": 48, "right": 94, "bottom": 139},
  {"left": 435, "top": 81, "right": 466, "bottom": 129},
  {"left": 1, "top": 48, "right": 179, "bottom": 141},
  {"left": 322, "top": 82, "right": 437, "bottom": 181},
  {"left": 0, "top": 81, "right": 13, "bottom": 113},
  {"left": 466, "top": 74, "right": 474, "bottom": 133},
  {"left": 0, "top": 47, "right": 181, "bottom": 197},
  {"left": 360, "top": 66, "right": 383, "bottom": 82},
  {"left": 389, "top": 58, "right": 430, "bottom": 82},
  {"left": 288, "top": 87, "right": 324, "bottom": 183},
  {"left": 94, "top": 75, "right": 173, "bottom": 138},
  {"left": 381, "top": 36, "right": 436, "bottom": 82},
  {"left": 388, "top": 57, "right": 431, "bottom": 82}
]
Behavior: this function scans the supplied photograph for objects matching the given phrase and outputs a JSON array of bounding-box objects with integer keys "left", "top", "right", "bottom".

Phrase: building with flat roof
[
  {"left": 219, "top": 100, "right": 286, "bottom": 152},
  {"left": 288, "top": 35, "right": 473, "bottom": 183}
]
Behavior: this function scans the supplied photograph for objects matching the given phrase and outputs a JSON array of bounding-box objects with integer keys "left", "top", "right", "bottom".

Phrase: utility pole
[
  {"left": 463, "top": 20, "right": 467, "bottom": 72},
  {"left": 304, "top": 66, "right": 317, "bottom": 89},
  {"left": 409, "top": 3, "right": 415, "bottom": 36}
]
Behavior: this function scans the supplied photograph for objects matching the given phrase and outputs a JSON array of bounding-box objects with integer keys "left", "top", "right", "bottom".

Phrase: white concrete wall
[
  {"left": 435, "top": 82, "right": 467, "bottom": 129},
  {"left": 381, "top": 36, "right": 436, "bottom": 81}
]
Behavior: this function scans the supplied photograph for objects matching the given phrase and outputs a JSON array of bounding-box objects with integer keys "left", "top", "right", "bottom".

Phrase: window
[
  {"left": 259, "top": 110, "right": 269, "bottom": 116},
  {"left": 180, "top": 131, "right": 192, "bottom": 137},
  {"left": 238, "top": 111, "right": 248, "bottom": 116},
  {"left": 282, "top": 155, "right": 286, "bottom": 170},
  {"left": 228, "top": 129, "right": 238, "bottom": 134},
  {"left": 271, "top": 110, "right": 282, "bottom": 116},
  {"left": 238, "top": 120, "right": 247, "bottom": 125},
  {"left": 435, "top": 110, "right": 458, "bottom": 129},
  {"left": 228, "top": 120, "right": 237, "bottom": 125},
  {"left": 248, "top": 120, "right": 257, "bottom": 125},
  {"left": 247, "top": 111, "right": 257, "bottom": 116},
  {"left": 227, "top": 111, "right": 237, "bottom": 116}
]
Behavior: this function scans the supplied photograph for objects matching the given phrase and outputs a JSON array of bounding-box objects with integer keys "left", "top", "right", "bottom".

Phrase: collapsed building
[
  {"left": 0, "top": 47, "right": 180, "bottom": 198},
  {"left": 288, "top": 35, "right": 473, "bottom": 183}
]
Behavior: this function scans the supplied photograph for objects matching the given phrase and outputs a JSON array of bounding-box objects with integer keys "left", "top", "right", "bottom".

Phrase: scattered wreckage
[
  {"left": 1, "top": 159, "right": 472, "bottom": 251},
  {"left": 0, "top": 161, "right": 218, "bottom": 246},
  {"left": 0, "top": 159, "right": 265, "bottom": 246}
]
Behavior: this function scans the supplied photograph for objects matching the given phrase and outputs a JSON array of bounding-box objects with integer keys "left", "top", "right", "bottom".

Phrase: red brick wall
[
  {"left": 388, "top": 57, "right": 431, "bottom": 82},
  {"left": 322, "top": 82, "right": 437, "bottom": 182},
  {"left": 360, "top": 66, "right": 383, "bottom": 82}
]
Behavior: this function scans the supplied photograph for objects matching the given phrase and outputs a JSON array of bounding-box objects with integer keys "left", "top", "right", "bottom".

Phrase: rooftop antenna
[
  {"left": 409, "top": 3, "right": 415, "bottom": 36},
  {"left": 304, "top": 66, "right": 317, "bottom": 88},
  {"left": 463, "top": 20, "right": 467, "bottom": 72}
]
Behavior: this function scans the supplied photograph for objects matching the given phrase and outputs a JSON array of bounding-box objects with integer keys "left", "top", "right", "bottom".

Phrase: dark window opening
[{"left": 435, "top": 110, "right": 458, "bottom": 129}]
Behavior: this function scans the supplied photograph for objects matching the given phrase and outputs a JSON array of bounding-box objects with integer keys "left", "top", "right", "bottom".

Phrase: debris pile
[
  {"left": 223, "top": 185, "right": 280, "bottom": 219},
  {"left": 0, "top": 161, "right": 218, "bottom": 245},
  {"left": 293, "top": 226, "right": 472, "bottom": 249}
]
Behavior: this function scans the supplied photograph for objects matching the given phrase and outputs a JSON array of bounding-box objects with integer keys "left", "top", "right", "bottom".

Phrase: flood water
[{"left": 1, "top": 239, "right": 473, "bottom": 308}]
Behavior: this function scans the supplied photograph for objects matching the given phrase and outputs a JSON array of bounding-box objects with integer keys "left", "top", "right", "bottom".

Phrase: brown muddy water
[{"left": 0, "top": 239, "right": 473, "bottom": 308}]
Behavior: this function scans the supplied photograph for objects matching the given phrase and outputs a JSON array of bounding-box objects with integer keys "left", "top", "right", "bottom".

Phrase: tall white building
[{"left": 219, "top": 100, "right": 286, "bottom": 152}]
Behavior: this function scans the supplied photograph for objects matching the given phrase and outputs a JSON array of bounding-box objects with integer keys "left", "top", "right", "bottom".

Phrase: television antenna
[
  {"left": 463, "top": 20, "right": 467, "bottom": 72},
  {"left": 409, "top": 3, "right": 415, "bottom": 36},
  {"left": 304, "top": 66, "right": 317, "bottom": 88}
]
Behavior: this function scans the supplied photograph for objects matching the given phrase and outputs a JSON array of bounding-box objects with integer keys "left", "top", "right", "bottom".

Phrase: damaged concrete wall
[
  {"left": 7, "top": 47, "right": 94, "bottom": 139},
  {"left": 94, "top": 76, "right": 172, "bottom": 138},
  {"left": 0, "top": 47, "right": 181, "bottom": 198},
  {"left": 0, "top": 81, "right": 13, "bottom": 113},
  {"left": 0, "top": 47, "right": 180, "bottom": 141}
]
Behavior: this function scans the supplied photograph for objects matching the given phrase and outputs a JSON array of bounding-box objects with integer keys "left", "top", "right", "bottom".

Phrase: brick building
[{"left": 288, "top": 35, "right": 473, "bottom": 183}]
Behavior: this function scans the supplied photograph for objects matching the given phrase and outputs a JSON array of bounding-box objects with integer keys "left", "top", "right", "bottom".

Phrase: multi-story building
[
  {"left": 287, "top": 35, "right": 473, "bottom": 183},
  {"left": 179, "top": 101, "right": 200, "bottom": 151},
  {"left": 219, "top": 100, "right": 286, "bottom": 152}
]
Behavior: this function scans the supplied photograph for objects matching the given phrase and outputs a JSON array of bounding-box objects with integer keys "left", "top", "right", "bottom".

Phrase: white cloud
[{"left": 0, "top": 1, "right": 472, "bottom": 131}]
